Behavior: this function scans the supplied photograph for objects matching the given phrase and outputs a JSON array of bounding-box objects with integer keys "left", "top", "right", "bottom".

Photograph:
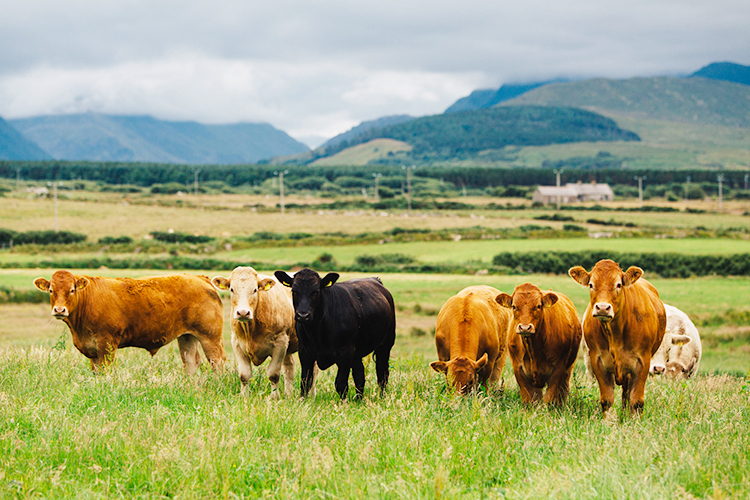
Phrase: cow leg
[
  {"left": 196, "top": 337, "right": 226, "bottom": 372},
  {"left": 513, "top": 368, "right": 539, "bottom": 404},
  {"left": 299, "top": 348, "right": 316, "bottom": 398},
  {"left": 335, "top": 364, "right": 351, "bottom": 400},
  {"left": 231, "top": 335, "right": 253, "bottom": 397},
  {"left": 374, "top": 344, "right": 391, "bottom": 394},
  {"left": 489, "top": 347, "right": 508, "bottom": 392},
  {"left": 591, "top": 355, "right": 615, "bottom": 414},
  {"left": 265, "top": 341, "right": 289, "bottom": 400},
  {"left": 628, "top": 358, "right": 649, "bottom": 415},
  {"left": 352, "top": 357, "right": 366, "bottom": 400},
  {"left": 544, "top": 364, "right": 574, "bottom": 406},
  {"left": 282, "top": 353, "right": 295, "bottom": 399},
  {"left": 178, "top": 334, "right": 203, "bottom": 375}
]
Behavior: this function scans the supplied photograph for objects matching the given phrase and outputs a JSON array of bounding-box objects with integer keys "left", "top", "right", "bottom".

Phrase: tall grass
[{"left": 1, "top": 343, "right": 748, "bottom": 499}]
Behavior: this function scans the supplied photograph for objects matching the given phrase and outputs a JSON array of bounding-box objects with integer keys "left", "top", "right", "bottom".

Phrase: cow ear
[
  {"left": 321, "top": 273, "right": 339, "bottom": 288},
  {"left": 475, "top": 353, "right": 488, "bottom": 369},
  {"left": 211, "top": 276, "right": 230, "bottom": 291},
  {"left": 495, "top": 292, "right": 512, "bottom": 308},
  {"left": 430, "top": 361, "right": 448, "bottom": 374},
  {"left": 684, "top": 358, "right": 696, "bottom": 373},
  {"left": 568, "top": 266, "right": 590, "bottom": 286},
  {"left": 542, "top": 292, "right": 559, "bottom": 308},
  {"left": 671, "top": 334, "right": 691, "bottom": 346},
  {"left": 259, "top": 278, "right": 275, "bottom": 292},
  {"left": 274, "top": 271, "right": 294, "bottom": 288},
  {"left": 75, "top": 277, "right": 89, "bottom": 291},
  {"left": 622, "top": 266, "right": 643, "bottom": 286},
  {"left": 34, "top": 277, "right": 50, "bottom": 292}
]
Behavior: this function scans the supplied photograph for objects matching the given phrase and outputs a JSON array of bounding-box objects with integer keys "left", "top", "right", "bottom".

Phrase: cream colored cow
[
  {"left": 649, "top": 304, "right": 701, "bottom": 379},
  {"left": 212, "top": 267, "right": 297, "bottom": 398}
]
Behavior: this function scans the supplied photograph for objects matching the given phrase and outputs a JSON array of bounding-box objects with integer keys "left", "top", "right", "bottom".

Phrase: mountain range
[
  {"left": 1, "top": 113, "right": 309, "bottom": 164},
  {"left": 1, "top": 61, "right": 748, "bottom": 166}
]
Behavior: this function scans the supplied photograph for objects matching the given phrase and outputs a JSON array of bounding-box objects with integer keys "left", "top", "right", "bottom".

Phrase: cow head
[
  {"left": 211, "top": 267, "right": 275, "bottom": 322},
  {"left": 569, "top": 259, "right": 643, "bottom": 323},
  {"left": 275, "top": 268, "right": 338, "bottom": 324},
  {"left": 430, "top": 354, "right": 488, "bottom": 395},
  {"left": 34, "top": 270, "right": 90, "bottom": 319},
  {"left": 665, "top": 358, "right": 695, "bottom": 379},
  {"left": 495, "top": 283, "right": 558, "bottom": 337},
  {"left": 651, "top": 333, "right": 692, "bottom": 375}
]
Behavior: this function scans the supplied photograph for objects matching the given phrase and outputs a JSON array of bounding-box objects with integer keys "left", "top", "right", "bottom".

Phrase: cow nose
[
  {"left": 517, "top": 323, "right": 535, "bottom": 335},
  {"left": 296, "top": 311, "right": 311, "bottom": 322},
  {"left": 652, "top": 365, "right": 665, "bottom": 374},
  {"left": 52, "top": 306, "right": 67, "bottom": 317},
  {"left": 594, "top": 302, "right": 612, "bottom": 316},
  {"left": 235, "top": 309, "right": 252, "bottom": 320}
]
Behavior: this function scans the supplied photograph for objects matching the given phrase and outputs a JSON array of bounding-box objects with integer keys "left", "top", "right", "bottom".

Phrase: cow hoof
[{"left": 268, "top": 390, "right": 280, "bottom": 401}]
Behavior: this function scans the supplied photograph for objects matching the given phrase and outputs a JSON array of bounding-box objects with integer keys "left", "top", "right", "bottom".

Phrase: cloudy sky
[{"left": 2, "top": 1, "right": 749, "bottom": 147}]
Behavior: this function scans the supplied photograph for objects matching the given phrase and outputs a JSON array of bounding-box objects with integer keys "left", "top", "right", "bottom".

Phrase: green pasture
[{"left": 1, "top": 343, "right": 749, "bottom": 499}]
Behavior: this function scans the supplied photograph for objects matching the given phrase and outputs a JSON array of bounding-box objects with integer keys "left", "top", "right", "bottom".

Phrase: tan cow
[
  {"left": 34, "top": 270, "right": 226, "bottom": 373},
  {"left": 212, "top": 267, "right": 297, "bottom": 398},
  {"left": 496, "top": 283, "right": 582, "bottom": 405},
  {"left": 569, "top": 259, "right": 666, "bottom": 415},
  {"left": 650, "top": 303, "right": 702, "bottom": 379},
  {"left": 430, "top": 285, "right": 511, "bottom": 395}
]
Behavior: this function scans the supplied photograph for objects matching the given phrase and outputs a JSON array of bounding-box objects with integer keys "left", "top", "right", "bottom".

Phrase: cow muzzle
[
  {"left": 592, "top": 302, "right": 614, "bottom": 321},
  {"left": 650, "top": 365, "right": 665, "bottom": 375},
  {"left": 295, "top": 311, "right": 312, "bottom": 323},
  {"left": 234, "top": 309, "right": 253, "bottom": 321},
  {"left": 516, "top": 323, "right": 535, "bottom": 336},
  {"left": 52, "top": 306, "right": 68, "bottom": 318}
]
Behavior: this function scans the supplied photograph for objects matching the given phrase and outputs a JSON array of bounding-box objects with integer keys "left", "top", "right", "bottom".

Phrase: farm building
[{"left": 532, "top": 181, "right": 614, "bottom": 205}]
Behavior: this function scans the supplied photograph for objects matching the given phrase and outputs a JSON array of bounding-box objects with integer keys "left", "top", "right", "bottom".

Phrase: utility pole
[
  {"left": 634, "top": 176, "right": 646, "bottom": 207},
  {"left": 275, "top": 170, "right": 288, "bottom": 215},
  {"left": 193, "top": 168, "right": 201, "bottom": 196},
  {"left": 684, "top": 175, "right": 691, "bottom": 203},
  {"left": 554, "top": 168, "right": 564, "bottom": 210},
  {"left": 48, "top": 182, "right": 60, "bottom": 232},
  {"left": 16, "top": 167, "right": 21, "bottom": 192},
  {"left": 717, "top": 174, "right": 724, "bottom": 211},
  {"left": 745, "top": 173, "right": 748, "bottom": 191}
]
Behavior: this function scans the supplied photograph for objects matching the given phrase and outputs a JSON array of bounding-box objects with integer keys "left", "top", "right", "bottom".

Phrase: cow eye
[
  {"left": 229, "top": 287, "right": 234, "bottom": 293},
  {"left": 615, "top": 283, "right": 622, "bottom": 289},
  {"left": 589, "top": 283, "right": 594, "bottom": 289}
]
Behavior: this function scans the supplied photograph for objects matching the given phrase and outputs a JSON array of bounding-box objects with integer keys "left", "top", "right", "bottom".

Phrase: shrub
[
  {"left": 98, "top": 236, "right": 134, "bottom": 244},
  {"left": 150, "top": 183, "right": 189, "bottom": 194},
  {"left": 150, "top": 231, "right": 213, "bottom": 244},
  {"left": 13, "top": 230, "right": 87, "bottom": 245}
]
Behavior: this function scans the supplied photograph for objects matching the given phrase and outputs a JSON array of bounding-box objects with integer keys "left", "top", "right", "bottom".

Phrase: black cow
[{"left": 274, "top": 269, "right": 396, "bottom": 400}]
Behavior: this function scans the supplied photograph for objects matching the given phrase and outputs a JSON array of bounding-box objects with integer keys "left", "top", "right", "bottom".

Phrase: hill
[
  {"left": 691, "top": 62, "right": 750, "bottom": 86},
  {"left": 0, "top": 116, "right": 51, "bottom": 160},
  {"left": 320, "top": 106, "right": 639, "bottom": 159},
  {"left": 503, "top": 76, "right": 750, "bottom": 128},
  {"left": 9, "top": 113, "right": 309, "bottom": 164},
  {"left": 444, "top": 81, "right": 558, "bottom": 113},
  {"left": 311, "top": 138, "right": 412, "bottom": 166},
  {"left": 321, "top": 115, "right": 414, "bottom": 149}
]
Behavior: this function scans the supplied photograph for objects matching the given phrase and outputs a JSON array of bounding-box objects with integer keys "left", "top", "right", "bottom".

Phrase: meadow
[{"left": 2, "top": 187, "right": 750, "bottom": 498}]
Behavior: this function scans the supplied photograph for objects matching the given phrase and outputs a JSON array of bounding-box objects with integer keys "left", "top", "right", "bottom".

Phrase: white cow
[
  {"left": 649, "top": 303, "right": 701, "bottom": 379},
  {"left": 212, "top": 267, "right": 297, "bottom": 398}
]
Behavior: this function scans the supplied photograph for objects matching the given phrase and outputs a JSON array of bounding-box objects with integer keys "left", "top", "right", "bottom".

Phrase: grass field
[{"left": 2, "top": 188, "right": 750, "bottom": 498}]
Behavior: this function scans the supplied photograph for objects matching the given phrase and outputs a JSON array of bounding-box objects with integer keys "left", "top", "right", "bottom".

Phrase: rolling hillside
[
  {"left": 503, "top": 76, "right": 750, "bottom": 128},
  {"left": 691, "top": 62, "right": 750, "bottom": 86},
  {"left": 444, "top": 80, "right": 560, "bottom": 113},
  {"left": 319, "top": 106, "right": 639, "bottom": 159},
  {"left": 0, "top": 117, "right": 51, "bottom": 160},
  {"left": 321, "top": 115, "right": 414, "bottom": 149},
  {"left": 9, "top": 113, "right": 309, "bottom": 164}
]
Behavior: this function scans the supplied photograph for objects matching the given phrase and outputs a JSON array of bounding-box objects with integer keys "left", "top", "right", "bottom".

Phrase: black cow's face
[{"left": 275, "top": 269, "right": 339, "bottom": 323}]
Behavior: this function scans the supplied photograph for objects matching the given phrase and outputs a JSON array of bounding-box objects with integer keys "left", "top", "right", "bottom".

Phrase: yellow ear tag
[
  {"left": 325, "top": 281, "right": 334, "bottom": 287},
  {"left": 676, "top": 340, "right": 684, "bottom": 346},
  {"left": 263, "top": 282, "right": 273, "bottom": 291}
]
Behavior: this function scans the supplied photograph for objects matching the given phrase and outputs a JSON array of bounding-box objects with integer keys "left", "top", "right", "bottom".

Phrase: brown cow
[
  {"left": 430, "top": 285, "right": 511, "bottom": 395},
  {"left": 496, "top": 283, "right": 582, "bottom": 405},
  {"left": 211, "top": 267, "right": 298, "bottom": 398},
  {"left": 34, "top": 270, "right": 226, "bottom": 373},
  {"left": 569, "top": 259, "right": 666, "bottom": 415}
]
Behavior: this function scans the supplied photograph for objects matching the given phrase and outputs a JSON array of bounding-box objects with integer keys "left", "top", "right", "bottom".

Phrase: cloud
[{"left": 1, "top": 0, "right": 749, "bottom": 146}]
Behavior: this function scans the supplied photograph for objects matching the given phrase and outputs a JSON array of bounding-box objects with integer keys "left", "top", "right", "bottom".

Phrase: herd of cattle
[{"left": 33, "top": 258, "right": 702, "bottom": 415}]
